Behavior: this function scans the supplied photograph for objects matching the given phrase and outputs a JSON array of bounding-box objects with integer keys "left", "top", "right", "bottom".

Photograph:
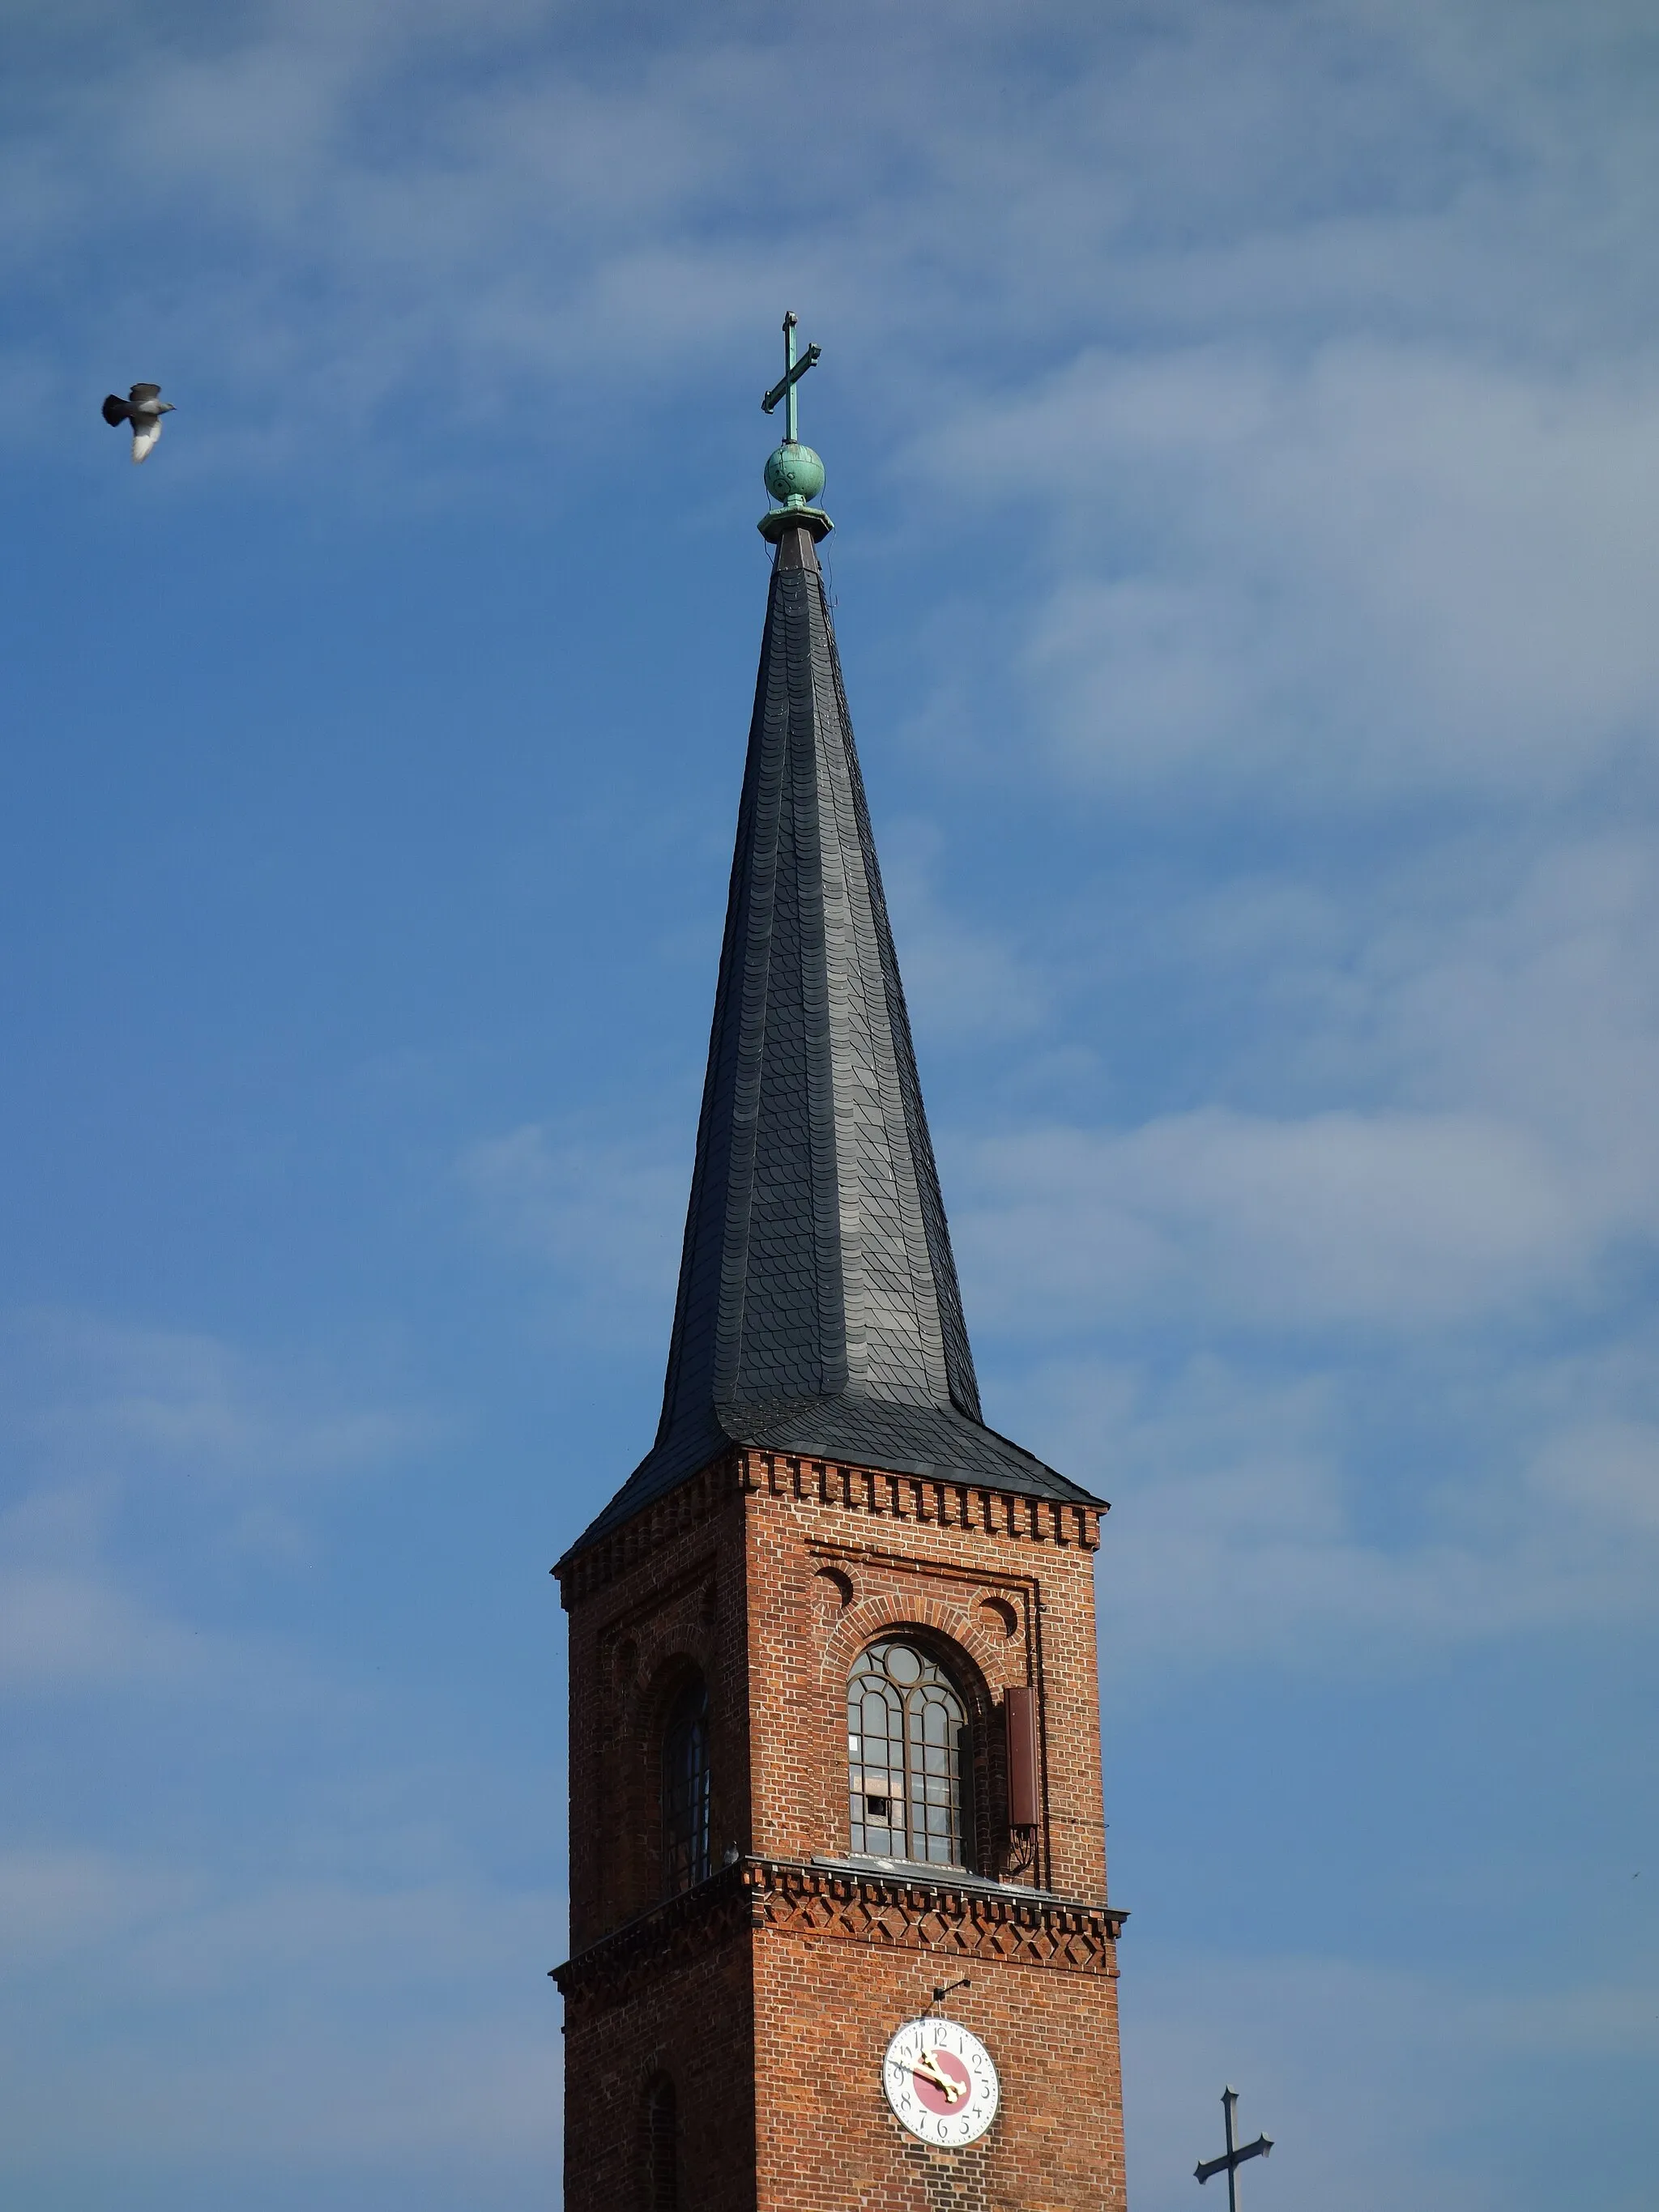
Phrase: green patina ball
[{"left": 763, "top": 440, "right": 826, "bottom": 507}]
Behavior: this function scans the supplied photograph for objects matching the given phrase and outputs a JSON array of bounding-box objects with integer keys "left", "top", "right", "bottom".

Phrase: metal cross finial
[
  {"left": 1195, "top": 2086, "right": 1273, "bottom": 2212},
  {"left": 761, "top": 309, "right": 822, "bottom": 443}
]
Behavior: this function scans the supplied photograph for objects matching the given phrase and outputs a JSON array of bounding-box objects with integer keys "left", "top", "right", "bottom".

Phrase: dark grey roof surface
[{"left": 567, "top": 524, "right": 1100, "bottom": 1558}]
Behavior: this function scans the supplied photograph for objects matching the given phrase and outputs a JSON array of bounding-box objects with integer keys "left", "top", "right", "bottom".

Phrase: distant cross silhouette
[
  {"left": 1195, "top": 2086, "right": 1273, "bottom": 2212},
  {"left": 761, "top": 309, "right": 821, "bottom": 443}
]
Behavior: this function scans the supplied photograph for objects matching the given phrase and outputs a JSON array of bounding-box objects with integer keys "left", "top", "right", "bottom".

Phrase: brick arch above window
[
  {"left": 636, "top": 1645, "right": 710, "bottom": 1719},
  {"left": 817, "top": 1589, "right": 1006, "bottom": 1698},
  {"left": 613, "top": 1621, "right": 715, "bottom": 1707}
]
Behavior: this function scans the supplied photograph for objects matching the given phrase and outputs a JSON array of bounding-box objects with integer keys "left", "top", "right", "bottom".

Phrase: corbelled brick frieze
[
  {"left": 557, "top": 1449, "right": 1102, "bottom": 1608},
  {"left": 555, "top": 1855, "right": 1127, "bottom": 2021},
  {"left": 556, "top": 1452, "right": 737, "bottom": 1608},
  {"left": 554, "top": 1858, "right": 757, "bottom": 2018}
]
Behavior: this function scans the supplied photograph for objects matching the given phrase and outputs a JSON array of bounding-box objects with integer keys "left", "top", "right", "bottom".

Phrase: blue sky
[{"left": 2, "top": 2, "right": 1655, "bottom": 2206}]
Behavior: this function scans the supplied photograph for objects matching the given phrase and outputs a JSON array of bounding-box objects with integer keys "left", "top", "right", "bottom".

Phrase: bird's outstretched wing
[
  {"left": 131, "top": 418, "right": 164, "bottom": 463},
  {"left": 129, "top": 382, "right": 161, "bottom": 403},
  {"left": 101, "top": 394, "right": 131, "bottom": 426}
]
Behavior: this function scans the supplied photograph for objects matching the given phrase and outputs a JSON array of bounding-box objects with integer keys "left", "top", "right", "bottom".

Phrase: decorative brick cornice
[
  {"left": 553, "top": 1856, "right": 1125, "bottom": 2018},
  {"left": 556, "top": 1454, "right": 743, "bottom": 1608},
  {"left": 553, "top": 1858, "right": 755, "bottom": 2016},
  {"left": 557, "top": 1450, "right": 1102, "bottom": 1606},
  {"left": 755, "top": 1856, "right": 1124, "bottom": 1975},
  {"left": 747, "top": 1451, "right": 1102, "bottom": 1549}
]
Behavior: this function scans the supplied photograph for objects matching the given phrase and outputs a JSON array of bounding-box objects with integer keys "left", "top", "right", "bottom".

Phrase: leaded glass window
[
  {"left": 847, "top": 1639, "right": 969, "bottom": 1867},
  {"left": 662, "top": 1678, "right": 710, "bottom": 1894}
]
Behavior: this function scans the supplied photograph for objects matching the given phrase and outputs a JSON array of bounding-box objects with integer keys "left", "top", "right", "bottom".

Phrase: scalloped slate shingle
[{"left": 565, "top": 524, "right": 1100, "bottom": 1558}]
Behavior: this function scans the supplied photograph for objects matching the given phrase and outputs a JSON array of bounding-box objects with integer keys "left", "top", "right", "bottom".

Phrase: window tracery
[{"left": 847, "top": 1639, "right": 969, "bottom": 1867}]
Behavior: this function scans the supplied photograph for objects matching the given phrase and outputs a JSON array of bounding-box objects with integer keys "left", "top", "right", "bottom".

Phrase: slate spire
[{"left": 568, "top": 347, "right": 1097, "bottom": 1554}]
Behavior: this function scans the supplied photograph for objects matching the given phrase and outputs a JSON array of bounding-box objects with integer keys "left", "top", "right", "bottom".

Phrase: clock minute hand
[{"left": 912, "top": 2047, "right": 962, "bottom": 2103}]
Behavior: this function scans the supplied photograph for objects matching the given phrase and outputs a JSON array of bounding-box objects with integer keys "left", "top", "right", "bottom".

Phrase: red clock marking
[{"left": 911, "top": 2047, "right": 972, "bottom": 2116}]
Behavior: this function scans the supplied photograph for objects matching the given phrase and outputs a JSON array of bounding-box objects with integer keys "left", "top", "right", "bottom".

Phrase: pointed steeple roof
[{"left": 567, "top": 452, "right": 1098, "bottom": 1557}]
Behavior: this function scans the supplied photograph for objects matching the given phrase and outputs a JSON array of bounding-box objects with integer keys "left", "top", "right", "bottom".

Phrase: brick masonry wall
[
  {"left": 564, "top": 1469, "right": 754, "bottom": 1952},
  {"left": 756, "top": 1918, "right": 1124, "bottom": 2212},
  {"left": 563, "top": 1911, "right": 756, "bottom": 2212},
  {"left": 738, "top": 1453, "right": 1109, "bottom": 1903},
  {"left": 557, "top": 1450, "right": 1127, "bottom": 2212}
]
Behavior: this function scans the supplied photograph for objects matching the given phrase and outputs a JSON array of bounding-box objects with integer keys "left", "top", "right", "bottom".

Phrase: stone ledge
[{"left": 809, "top": 1852, "right": 1094, "bottom": 1908}]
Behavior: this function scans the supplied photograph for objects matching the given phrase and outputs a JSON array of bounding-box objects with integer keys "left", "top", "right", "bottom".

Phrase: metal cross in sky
[
  {"left": 1195, "top": 2086, "right": 1273, "bottom": 2212},
  {"left": 761, "top": 309, "right": 822, "bottom": 444}
]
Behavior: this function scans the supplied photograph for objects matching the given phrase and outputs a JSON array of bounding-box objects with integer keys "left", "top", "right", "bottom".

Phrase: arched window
[
  {"left": 646, "top": 2073, "right": 678, "bottom": 2210},
  {"left": 847, "top": 1639, "right": 970, "bottom": 1868},
  {"left": 661, "top": 1677, "right": 710, "bottom": 1894}
]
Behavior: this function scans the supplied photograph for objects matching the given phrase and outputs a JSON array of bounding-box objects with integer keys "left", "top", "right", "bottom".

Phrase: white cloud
[
  {"left": 881, "top": 821, "right": 1052, "bottom": 1043},
  {"left": 461, "top": 1123, "right": 686, "bottom": 1317},
  {"left": 0, "top": 1312, "right": 428, "bottom": 1691},
  {"left": 0, "top": 1566, "right": 207, "bottom": 1690},
  {"left": 941, "top": 345, "right": 1659, "bottom": 803},
  {"left": 1354, "top": 833, "right": 1659, "bottom": 1154},
  {"left": 2, "top": 1311, "right": 424, "bottom": 1491},
  {"left": 991, "top": 1346, "right": 1659, "bottom": 1682},
  {"left": 952, "top": 816, "right": 1659, "bottom": 1340},
  {"left": 958, "top": 1108, "right": 1604, "bottom": 1333},
  {"left": 1529, "top": 1417, "right": 1659, "bottom": 1535},
  {"left": 953, "top": 823, "right": 1659, "bottom": 1681},
  {"left": 0, "top": 1849, "right": 192, "bottom": 1962},
  {"left": 2, "top": 0, "right": 1649, "bottom": 500},
  {"left": 0, "top": 1315, "right": 556, "bottom": 2188},
  {"left": 0, "top": 1846, "right": 564, "bottom": 2180}
]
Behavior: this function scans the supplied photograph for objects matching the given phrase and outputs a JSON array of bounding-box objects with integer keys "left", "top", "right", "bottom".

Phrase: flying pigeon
[{"left": 101, "top": 382, "right": 176, "bottom": 464}]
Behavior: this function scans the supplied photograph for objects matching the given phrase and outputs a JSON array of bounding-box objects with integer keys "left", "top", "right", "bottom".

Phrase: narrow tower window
[
  {"left": 662, "top": 1677, "right": 710, "bottom": 1894},
  {"left": 646, "top": 2073, "right": 678, "bottom": 2210},
  {"left": 847, "top": 1639, "right": 969, "bottom": 1867}
]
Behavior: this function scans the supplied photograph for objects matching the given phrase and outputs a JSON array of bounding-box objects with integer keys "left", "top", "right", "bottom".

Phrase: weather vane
[{"left": 758, "top": 310, "right": 832, "bottom": 543}]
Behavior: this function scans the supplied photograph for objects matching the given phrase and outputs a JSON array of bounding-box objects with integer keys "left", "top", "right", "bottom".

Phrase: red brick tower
[{"left": 553, "top": 335, "right": 1128, "bottom": 2212}]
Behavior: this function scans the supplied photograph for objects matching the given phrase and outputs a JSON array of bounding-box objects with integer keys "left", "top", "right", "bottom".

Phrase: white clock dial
[{"left": 881, "top": 2015, "right": 1000, "bottom": 2147}]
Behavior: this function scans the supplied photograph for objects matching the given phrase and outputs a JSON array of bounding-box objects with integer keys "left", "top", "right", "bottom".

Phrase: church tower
[{"left": 553, "top": 322, "right": 1128, "bottom": 2212}]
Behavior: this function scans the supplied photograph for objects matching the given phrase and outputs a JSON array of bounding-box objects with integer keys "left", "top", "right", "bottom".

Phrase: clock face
[{"left": 882, "top": 2015, "right": 1000, "bottom": 2147}]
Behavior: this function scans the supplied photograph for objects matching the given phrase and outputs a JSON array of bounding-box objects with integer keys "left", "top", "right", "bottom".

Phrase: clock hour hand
[{"left": 911, "top": 2047, "right": 962, "bottom": 2103}]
